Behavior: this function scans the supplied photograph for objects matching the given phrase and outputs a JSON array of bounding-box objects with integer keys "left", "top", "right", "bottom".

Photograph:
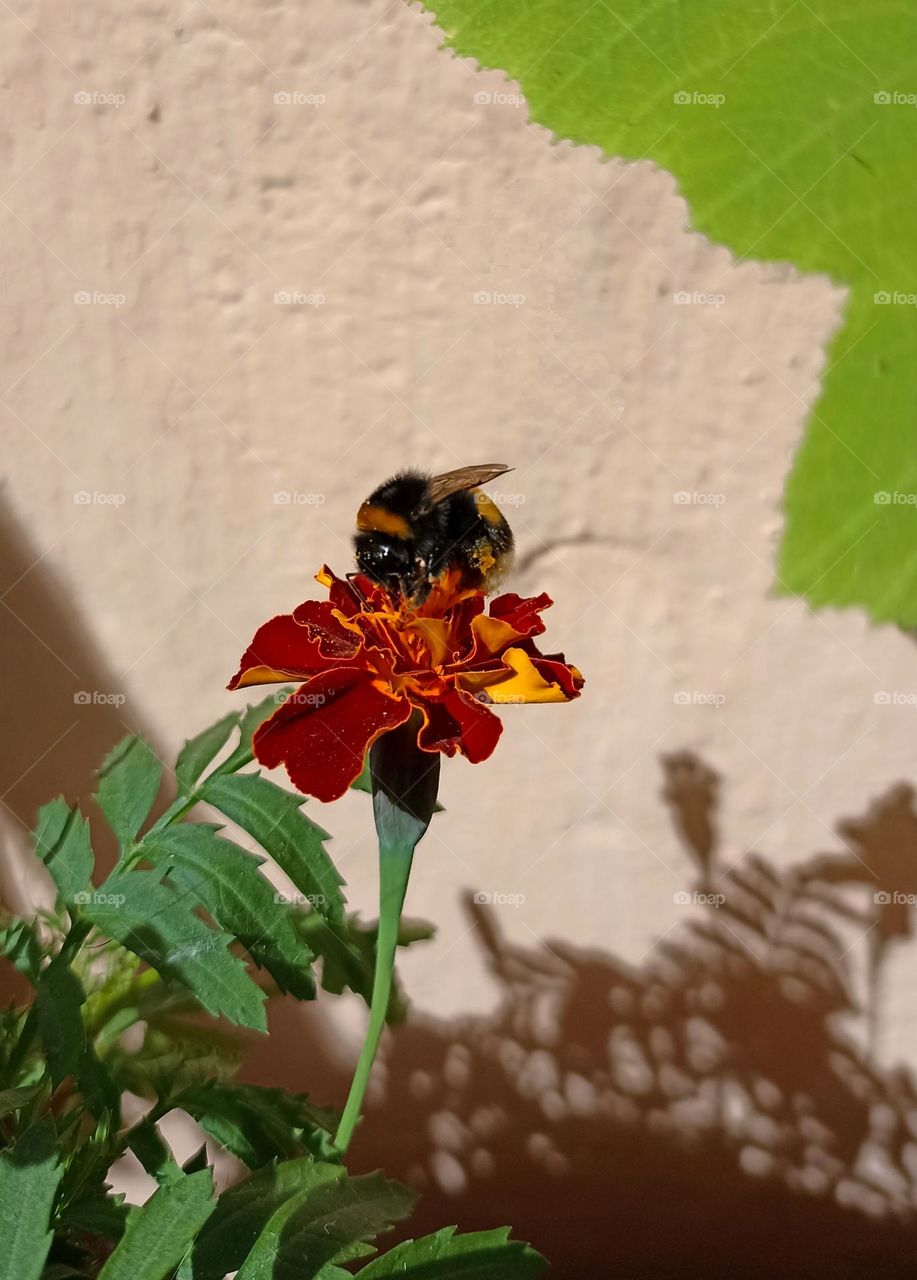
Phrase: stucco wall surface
[{"left": 2, "top": 0, "right": 916, "bottom": 1070}]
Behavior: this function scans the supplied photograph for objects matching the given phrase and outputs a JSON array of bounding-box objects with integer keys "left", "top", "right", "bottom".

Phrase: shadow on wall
[
  {"left": 332, "top": 755, "right": 917, "bottom": 1280},
  {"left": 0, "top": 491, "right": 159, "bottom": 905}
]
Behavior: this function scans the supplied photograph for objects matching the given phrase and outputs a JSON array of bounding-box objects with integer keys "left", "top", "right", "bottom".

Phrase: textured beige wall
[{"left": 2, "top": 0, "right": 917, "bottom": 1072}]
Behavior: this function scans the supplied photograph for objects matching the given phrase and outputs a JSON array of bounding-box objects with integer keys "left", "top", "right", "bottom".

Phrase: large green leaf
[
  {"left": 84, "top": 870, "right": 267, "bottom": 1031},
  {"left": 95, "top": 737, "right": 162, "bottom": 848},
  {"left": 35, "top": 958, "right": 121, "bottom": 1118},
  {"left": 355, "top": 1226, "right": 547, "bottom": 1279},
  {"left": 175, "top": 1158, "right": 327, "bottom": 1280},
  {"left": 0, "top": 1116, "right": 62, "bottom": 1280},
  {"left": 421, "top": 0, "right": 917, "bottom": 624},
  {"left": 233, "top": 1165, "right": 414, "bottom": 1280},
  {"left": 201, "top": 773, "right": 345, "bottom": 923},
  {"left": 98, "top": 1169, "right": 216, "bottom": 1280},
  {"left": 32, "top": 798, "right": 93, "bottom": 905},
  {"left": 145, "top": 823, "right": 315, "bottom": 999}
]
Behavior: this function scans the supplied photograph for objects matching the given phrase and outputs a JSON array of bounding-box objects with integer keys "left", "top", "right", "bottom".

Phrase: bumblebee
[{"left": 354, "top": 463, "right": 514, "bottom": 601}]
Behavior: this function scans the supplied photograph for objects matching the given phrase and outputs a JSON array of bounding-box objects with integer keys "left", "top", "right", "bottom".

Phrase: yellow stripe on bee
[
  {"left": 356, "top": 503, "right": 412, "bottom": 539},
  {"left": 472, "top": 490, "right": 505, "bottom": 527}
]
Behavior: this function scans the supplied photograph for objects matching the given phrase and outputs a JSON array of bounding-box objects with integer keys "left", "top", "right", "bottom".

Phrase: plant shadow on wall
[{"left": 319, "top": 753, "right": 917, "bottom": 1280}]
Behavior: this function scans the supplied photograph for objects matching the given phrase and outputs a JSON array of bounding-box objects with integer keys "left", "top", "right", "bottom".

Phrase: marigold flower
[{"left": 228, "top": 566, "right": 583, "bottom": 803}]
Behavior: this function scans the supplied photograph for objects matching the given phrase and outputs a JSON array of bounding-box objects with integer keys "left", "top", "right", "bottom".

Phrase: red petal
[
  {"left": 228, "top": 612, "right": 341, "bottom": 690},
  {"left": 254, "top": 669, "right": 412, "bottom": 802},
  {"left": 488, "top": 592, "right": 552, "bottom": 638},
  {"left": 417, "top": 687, "right": 502, "bottom": 763},
  {"left": 292, "top": 600, "right": 363, "bottom": 660}
]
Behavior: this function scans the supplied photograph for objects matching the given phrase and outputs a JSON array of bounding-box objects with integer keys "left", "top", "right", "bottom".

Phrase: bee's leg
[{"left": 345, "top": 572, "right": 372, "bottom": 606}]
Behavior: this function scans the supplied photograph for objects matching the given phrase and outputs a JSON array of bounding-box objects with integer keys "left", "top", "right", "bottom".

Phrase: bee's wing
[{"left": 426, "top": 463, "right": 513, "bottom": 508}]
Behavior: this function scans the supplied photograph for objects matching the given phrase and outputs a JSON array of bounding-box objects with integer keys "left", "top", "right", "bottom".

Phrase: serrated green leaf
[
  {"left": 144, "top": 823, "right": 315, "bottom": 1000},
  {"left": 176, "top": 712, "right": 240, "bottom": 792},
  {"left": 95, "top": 737, "right": 162, "bottom": 849},
  {"left": 176, "top": 1082, "right": 337, "bottom": 1169},
  {"left": 36, "top": 957, "right": 85, "bottom": 1083},
  {"left": 98, "top": 1169, "right": 215, "bottom": 1280},
  {"left": 0, "top": 1115, "right": 62, "bottom": 1280},
  {"left": 128, "top": 1121, "right": 184, "bottom": 1186},
  {"left": 84, "top": 871, "right": 267, "bottom": 1031},
  {"left": 299, "top": 913, "right": 432, "bottom": 1023},
  {"left": 174, "top": 1157, "right": 325, "bottom": 1280},
  {"left": 215, "top": 692, "right": 292, "bottom": 778},
  {"left": 33, "top": 798, "right": 93, "bottom": 905},
  {"left": 234, "top": 1165, "right": 414, "bottom": 1280},
  {"left": 59, "top": 1190, "right": 129, "bottom": 1239},
  {"left": 355, "top": 1226, "right": 547, "bottom": 1279},
  {"left": 421, "top": 0, "right": 917, "bottom": 625},
  {"left": 201, "top": 773, "right": 345, "bottom": 924}
]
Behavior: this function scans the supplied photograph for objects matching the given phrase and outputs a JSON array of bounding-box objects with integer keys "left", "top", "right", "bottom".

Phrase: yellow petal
[
  {"left": 406, "top": 617, "right": 451, "bottom": 667},
  {"left": 233, "top": 666, "right": 301, "bottom": 688},
  {"left": 470, "top": 614, "right": 520, "bottom": 655},
  {"left": 458, "top": 647, "right": 574, "bottom": 704}
]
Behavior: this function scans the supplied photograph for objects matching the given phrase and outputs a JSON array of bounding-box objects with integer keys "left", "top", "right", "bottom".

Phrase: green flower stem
[
  {"left": 334, "top": 842, "right": 414, "bottom": 1154},
  {"left": 334, "top": 716, "right": 440, "bottom": 1155}
]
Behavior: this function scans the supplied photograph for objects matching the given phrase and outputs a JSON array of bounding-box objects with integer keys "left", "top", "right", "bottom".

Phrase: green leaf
[
  {"left": 175, "top": 1157, "right": 324, "bottom": 1280},
  {"left": 176, "top": 1082, "right": 337, "bottom": 1169},
  {"left": 0, "top": 918, "right": 42, "bottom": 983},
  {"left": 299, "top": 913, "right": 433, "bottom": 1023},
  {"left": 176, "top": 712, "right": 240, "bottom": 792},
  {"left": 0, "top": 1083, "right": 40, "bottom": 1119},
  {"left": 84, "top": 871, "right": 267, "bottom": 1031},
  {"left": 128, "top": 1121, "right": 184, "bottom": 1186},
  {"left": 144, "top": 823, "right": 315, "bottom": 1000},
  {"left": 35, "top": 959, "right": 121, "bottom": 1118},
  {"left": 32, "top": 798, "right": 93, "bottom": 905},
  {"left": 201, "top": 772, "right": 345, "bottom": 923},
  {"left": 215, "top": 692, "right": 291, "bottom": 777},
  {"left": 98, "top": 1169, "right": 215, "bottom": 1280},
  {"left": 355, "top": 1226, "right": 547, "bottom": 1279},
  {"left": 95, "top": 737, "right": 162, "bottom": 848},
  {"left": 233, "top": 1165, "right": 414, "bottom": 1280},
  {"left": 421, "top": 0, "right": 917, "bottom": 625},
  {"left": 36, "top": 958, "right": 85, "bottom": 1083},
  {"left": 0, "top": 1115, "right": 62, "bottom": 1280}
]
